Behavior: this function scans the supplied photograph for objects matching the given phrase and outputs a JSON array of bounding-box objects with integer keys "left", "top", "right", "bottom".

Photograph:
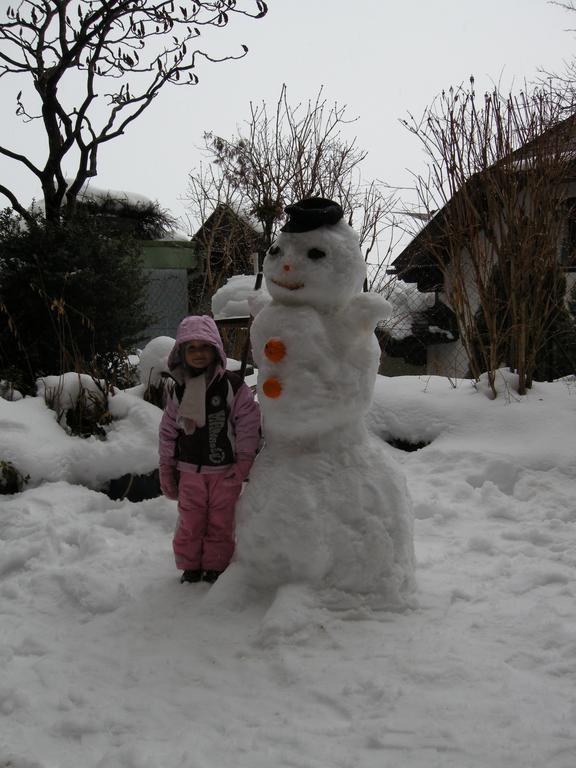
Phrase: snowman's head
[{"left": 263, "top": 198, "right": 366, "bottom": 310}]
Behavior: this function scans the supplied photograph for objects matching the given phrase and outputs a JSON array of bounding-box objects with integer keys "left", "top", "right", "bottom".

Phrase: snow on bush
[
  {"left": 36, "top": 372, "right": 110, "bottom": 413},
  {"left": 138, "top": 336, "right": 174, "bottom": 387},
  {"left": 212, "top": 274, "right": 270, "bottom": 319},
  {"left": 0, "top": 380, "right": 23, "bottom": 401}
]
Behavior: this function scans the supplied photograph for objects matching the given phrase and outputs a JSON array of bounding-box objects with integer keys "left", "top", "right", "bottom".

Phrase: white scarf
[{"left": 177, "top": 372, "right": 207, "bottom": 434}]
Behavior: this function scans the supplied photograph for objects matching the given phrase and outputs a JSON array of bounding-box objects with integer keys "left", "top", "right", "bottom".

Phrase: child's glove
[
  {"left": 159, "top": 464, "right": 179, "bottom": 500},
  {"left": 223, "top": 458, "right": 253, "bottom": 487}
]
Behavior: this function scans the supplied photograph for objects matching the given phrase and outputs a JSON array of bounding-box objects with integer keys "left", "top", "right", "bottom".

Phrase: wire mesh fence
[
  {"left": 207, "top": 270, "right": 474, "bottom": 381},
  {"left": 142, "top": 269, "right": 189, "bottom": 342},
  {"left": 375, "top": 275, "right": 470, "bottom": 379}
]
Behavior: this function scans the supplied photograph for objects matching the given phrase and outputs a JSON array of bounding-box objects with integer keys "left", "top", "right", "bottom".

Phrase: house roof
[
  {"left": 390, "top": 112, "right": 576, "bottom": 288},
  {"left": 388, "top": 206, "right": 450, "bottom": 290},
  {"left": 192, "top": 203, "right": 264, "bottom": 247}
]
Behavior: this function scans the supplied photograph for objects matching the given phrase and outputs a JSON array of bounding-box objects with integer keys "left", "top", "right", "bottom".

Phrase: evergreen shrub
[{"left": 0, "top": 210, "right": 151, "bottom": 391}]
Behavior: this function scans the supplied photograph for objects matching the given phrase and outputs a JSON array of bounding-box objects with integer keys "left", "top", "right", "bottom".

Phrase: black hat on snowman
[{"left": 280, "top": 197, "right": 344, "bottom": 233}]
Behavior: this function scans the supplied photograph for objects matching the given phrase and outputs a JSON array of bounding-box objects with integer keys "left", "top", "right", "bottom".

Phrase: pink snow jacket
[{"left": 158, "top": 315, "right": 260, "bottom": 474}]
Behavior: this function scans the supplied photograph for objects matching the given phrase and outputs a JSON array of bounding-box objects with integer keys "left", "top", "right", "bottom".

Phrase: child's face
[{"left": 184, "top": 341, "right": 217, "bottom": 370}]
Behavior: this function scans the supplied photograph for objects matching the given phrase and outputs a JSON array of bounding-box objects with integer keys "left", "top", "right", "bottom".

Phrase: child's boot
[
  {"left": 180, "top": 569, "right": 202, "bottom": 583},
  {"left": 202, "top": 570, "right": 222, "bottom": 584}
]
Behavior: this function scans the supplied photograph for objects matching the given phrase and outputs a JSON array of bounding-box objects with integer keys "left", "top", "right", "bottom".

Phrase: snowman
[{"left": 220, "top": 198, "right": 415, "bottom": 611}]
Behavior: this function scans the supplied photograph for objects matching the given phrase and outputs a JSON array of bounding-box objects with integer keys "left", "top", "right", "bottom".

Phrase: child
[{"left": 158, "top": 315, "right": 260, "bottom": 584}]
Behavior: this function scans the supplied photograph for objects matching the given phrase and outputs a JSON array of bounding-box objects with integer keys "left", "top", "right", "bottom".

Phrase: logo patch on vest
[{"left": 208, "top": 410, "right": 227, "bottom": 463}]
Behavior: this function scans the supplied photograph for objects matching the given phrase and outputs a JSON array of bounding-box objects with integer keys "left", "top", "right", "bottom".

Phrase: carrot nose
[{"left": 283, "top": 264, "right": 291, "bottom": 272}]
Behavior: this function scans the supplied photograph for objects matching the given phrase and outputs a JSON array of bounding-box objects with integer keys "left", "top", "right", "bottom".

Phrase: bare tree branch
[
  {"left": 185, "top": 86, "right": 400, "bottom": 303},
  {"left": 0, "top": 0, "right": 268, "bottom": 219},
  {"left": 0, "top": 182, "right": 34, "bottom": 219},
  {"left": 403, "top": 80, "right": 576, "bottom": 395},
  {"left": 0, "top": 144, "right": 42, "bottom": 177}
]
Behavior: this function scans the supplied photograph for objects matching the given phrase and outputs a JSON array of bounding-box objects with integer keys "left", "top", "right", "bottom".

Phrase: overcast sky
[{"left": 1, "top": 0, "right": 576, "bottom": 234}]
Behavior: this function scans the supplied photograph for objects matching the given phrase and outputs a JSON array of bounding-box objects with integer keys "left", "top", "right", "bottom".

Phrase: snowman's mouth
[{"left": 271, "top": 278, "right": 305, "bottom": 291}]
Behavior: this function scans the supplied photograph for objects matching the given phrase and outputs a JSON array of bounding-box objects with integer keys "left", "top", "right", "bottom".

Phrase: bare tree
[
  {"left": 538, "top": 2, "right": 576, "bottom": 112},
  {"left": 0, "top": 0, "right": 267, "bottom": 222},
  {"left": 403, "top": 80, "right": 576, "bottom": 396},
  {"left": 185, "top": 85, "right": 399, "bottom": 290}
]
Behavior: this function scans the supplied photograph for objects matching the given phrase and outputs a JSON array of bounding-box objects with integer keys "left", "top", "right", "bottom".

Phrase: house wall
[
  {"left": 425, "top": 219, "right": 576, "bottom": 378},
  {"left": 419, "top": 229, "right": 500, "bottom": 378},
  {"left": 397, "top": 180, "right": 576, "bottom": 379},
  {"left": 425, "top": 250, "right": 479, "bottom": 379}
]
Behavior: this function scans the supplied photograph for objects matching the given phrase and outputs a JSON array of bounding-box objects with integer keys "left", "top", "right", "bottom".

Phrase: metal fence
[{"left": 141, "top": 269, "right": 189, "bottom": 343}]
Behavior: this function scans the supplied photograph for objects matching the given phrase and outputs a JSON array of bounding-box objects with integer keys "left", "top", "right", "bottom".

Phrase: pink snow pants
[{"left": 173, "top": 471, "right": 241, "bottom": 572}]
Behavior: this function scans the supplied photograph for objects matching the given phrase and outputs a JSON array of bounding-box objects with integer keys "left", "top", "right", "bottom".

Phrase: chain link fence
[
  {"left": 141, "top": 269, "right": 189, "bottom": 343},
  {"left": 377, "top": 272, "right": 576, "bottom": 383},
  {"left": 376, "top": 276, "right": 471, "bottom": 380},
  {"left": 142, "top": 263, "right": 522, "bottom": 383}
]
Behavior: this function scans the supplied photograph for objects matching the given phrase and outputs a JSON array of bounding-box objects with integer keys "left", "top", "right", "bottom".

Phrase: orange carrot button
[
  {"left": 262, "top": 376, "right": 282, "bottom": 398},
  {"left": 264, "top": 338, "right": 286, "bottom": 363}
]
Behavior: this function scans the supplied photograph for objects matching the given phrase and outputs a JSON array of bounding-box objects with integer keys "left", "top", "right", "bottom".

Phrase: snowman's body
[
  {"left": 233, "top": 208, "right": 415, "bottom": 607},
  {"left": 251, "top": 298, "right": 381, "bottom": 441}
]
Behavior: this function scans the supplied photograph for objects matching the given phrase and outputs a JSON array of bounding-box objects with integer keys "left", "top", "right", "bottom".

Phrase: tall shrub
[
  {"left": 404, "top": 83, "right": 576, "bottom": 395},
  {"left": 0, "top": 212, "right": 150, "bottom": 390}
]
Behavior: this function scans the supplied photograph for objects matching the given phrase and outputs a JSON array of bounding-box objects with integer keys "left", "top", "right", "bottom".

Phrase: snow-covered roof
[{"left": 76, "top": 183, "right": 155, "bottom": 209}]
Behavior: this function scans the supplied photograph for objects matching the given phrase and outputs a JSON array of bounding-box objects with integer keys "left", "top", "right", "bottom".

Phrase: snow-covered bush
[
  {"left": 74, "top": 186, "right": 177, "bottom": 240},
  {"left": 0, "top": 378, "right": 23, "bottom": 401},
  {"left": 0, "top": 459, "right": 29, "bottom": 495},
  {"left": 212, "top": 274, "right": 267, "bottom": 319},
  {"left": 37, "top": 373, "right": 112, "bottom": 439},
  {"left": 139, "top": 336, "right": 175, "bottom": 408}
]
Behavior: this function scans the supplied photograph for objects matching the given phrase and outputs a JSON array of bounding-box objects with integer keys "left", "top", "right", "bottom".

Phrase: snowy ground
[{"left": 1, "top": 370, "right": 576, "bottom": 768}]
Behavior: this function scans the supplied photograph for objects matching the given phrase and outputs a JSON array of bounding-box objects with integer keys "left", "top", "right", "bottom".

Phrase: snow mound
[
  {"left": 0, "top": 390, "right": 161, "bottom": 489},
  {"left": 212, "top": 274, "right": 269, "bottom": 320},
  {"left": 36, "top": 372, "right": 110, "bottom": 412},
  {"left": 138, "top": 337, "right": 174, "bottom": 387}
]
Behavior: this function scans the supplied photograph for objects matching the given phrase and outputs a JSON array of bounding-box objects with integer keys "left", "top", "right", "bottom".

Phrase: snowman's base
[
  {"left": 202, "top": 562, "right": 418, "bottom": 645},
  {"left": 257, "top": 581, "right": 418, "bottom": 646},
  {"left": 232, "top": 428, "right": 416, "bottom": 603}
]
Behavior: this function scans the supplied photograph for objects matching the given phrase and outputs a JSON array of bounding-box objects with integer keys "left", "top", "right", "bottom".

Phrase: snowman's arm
[
  {"left": 247, "top": 289, "right": 272, "bottom": 318},
  {"left": 346, "top": 292, "right": 392, "bottom": 334}
]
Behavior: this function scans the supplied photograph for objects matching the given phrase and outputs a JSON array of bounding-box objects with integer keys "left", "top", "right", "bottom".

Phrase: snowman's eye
[
  {"left": 268, "top": 245, "right": 281, "bottom": 257},
  {"left": 307, "top": 248, "right": 326, "bottom": 260}
]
